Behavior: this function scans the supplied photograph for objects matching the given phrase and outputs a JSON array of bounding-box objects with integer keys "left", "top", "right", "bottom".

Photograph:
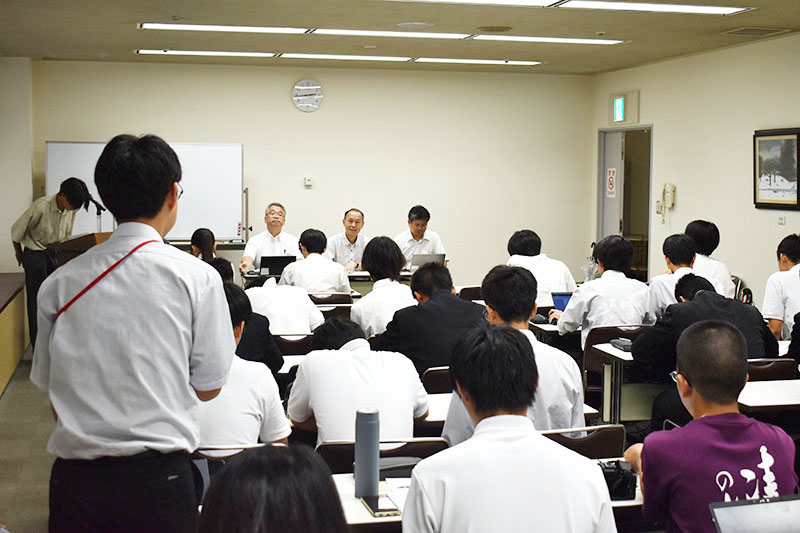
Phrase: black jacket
[{"left": 236, "top": 312, "right": 284, "bottom": 375}]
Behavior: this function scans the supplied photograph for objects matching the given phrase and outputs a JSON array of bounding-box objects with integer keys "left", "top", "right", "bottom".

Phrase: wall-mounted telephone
[{"left": 656, "top": 183, "right": 676, "bottom": 224}]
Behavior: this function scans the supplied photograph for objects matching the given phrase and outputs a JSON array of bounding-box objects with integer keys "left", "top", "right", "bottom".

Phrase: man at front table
[
  {"left": 239, "top": 202, "right": 300, "bottom": 274},
  {"left": 394, "top": 204, "right": 446, "bottom": 268},
  {"left": 324, "top": 208, "right": 369, "bottom": 272}
]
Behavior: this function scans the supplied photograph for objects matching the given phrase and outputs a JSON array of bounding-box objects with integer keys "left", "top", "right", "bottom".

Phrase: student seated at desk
[
  {"left": 279, "top": 229, "right": 351, "bottom": 294},
  {"left": 287, "top": 317, "right": 428, "bottom": 446},
  {"left": 624, "top": 320, "right": 797, "bottom": 533},
  {"left": 394, "top": 204, "right": 446, "bottom": 268},
  {"left": 762, "top": 233, "right": 800, "bottom": 340},
  {"left": 684, "top": 220, "right": 736, "bottom": 298},
  {"left": 443, "top": 266, "right": 584, "bottom": 446},
  {"left": 404, "top": 325, "right": 614, "bottom": 533},
  {"left": 350, "top": 236, "right": 417, "bottom": 337},
  {"left": 192, "top": 228, "right": 235, "bottom": 281},
  {"left": 239, "top": 202, "right": 300, "bottom": 274},
  {"left": 324, "top": 208, "right": 369, "bottom": 272},
  {"left": 199, "top": 283, "right": 290, "bottom": 462},
  {"left": 506, "top": 229, "right": 577, "bottom": 308},
  {"left": 245, "top": 276, "right": 323, "bottom": 335},
  {"left": 549, "top": 235, "right": 651, "bottom": 349}
]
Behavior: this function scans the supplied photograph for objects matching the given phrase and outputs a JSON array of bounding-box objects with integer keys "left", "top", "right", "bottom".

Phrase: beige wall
[
  {"left": 0, "top": 57, "right": 33, "bottom": 274},
  {"left": 592, "top": 33, "right": 800, "bottom": 307},
  {"left": 30, "top": 60, "right": 595, "bottom": 285}
]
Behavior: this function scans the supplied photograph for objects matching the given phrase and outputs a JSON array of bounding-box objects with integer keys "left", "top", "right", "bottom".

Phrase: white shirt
[
  {"left": 30, "top": 222, "right": 235, "bottom": 459},
  {"left": 245, "top": 278, "right": 324, "bottom": 335},
  {"left": 394, "top": 229, "right": 446, "bottom": 267},
  {"left": 243, "top": 230, "right": 301, "bottom": 269},
  {"left": 507, "top": 253, "right": 578, "bottom": 307},
  {"left": 692, "top": 254, "right": 736, "bottom": 298},
  {"left": 278, "top": 253, "right": 351, "bottom": 294},
  {"left": 287, "top": 338, "right": 429, "bottom": 446},
  {"left": 558, "top": 270, "right": 652, "bottom": 348},
  {"left": 350, "top": 278, "right": 417, "bottom": 337},
  {"left": 649, "top": 266, "right": 724, "bottom": 320},
  {"left": 199, "top": 356, "right": 291, "bottom": 457},
  {"left": 403, "top": 415, "right": 616, "bottom": 533},
  {"left": 762, "top": 264, "right": 800, "bottom": 339},
  {"left": 442, "top": 329, "right": 584, "bottom": 446},
  {"left": 324, "top": 232, "right": 370, "bottom": 267}
]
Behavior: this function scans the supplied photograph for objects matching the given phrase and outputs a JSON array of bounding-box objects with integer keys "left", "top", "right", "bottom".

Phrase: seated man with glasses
[{"left": 240, "top": 202, "right": 301, "bottom": 274}]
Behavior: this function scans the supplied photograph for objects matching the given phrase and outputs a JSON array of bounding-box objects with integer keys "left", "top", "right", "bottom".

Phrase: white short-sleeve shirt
[
  {"left": 507, "top": 253, "right": 578, "bottom": 308},
  {"left": 350, "top": 278, "right": 417, "bottom": 337},
  {"left": 287, "top": 338, "right": 428, "bottom": 446},
  {"left": 278, "top": 253, "right": 351, "bottom": 294},
  {"left": 393, "top": 229, "right": 446, "bottom": 267},
  {"left": 649, "top": 266, "right": 724, "bottom": 320},
  {"left": 403, "top": 415, "right": 616, "bottom": 533},
  {"left": 243, "top": 230, "right": 301, "bottom": 268},
  {"left": 245, "top": 278, "right": 324, "bottom": 335},
  {"left": 30, "top": 222, "right": 235, "bottom": 459},
  {"left": 324, "top": 232, "right": 370, "bottom": 267},
  {"left": 692, "top": 254, "right": 736, "bottom": 298},
  {"left": 762, "top": 264, "right": 800, "bottom": 339}
]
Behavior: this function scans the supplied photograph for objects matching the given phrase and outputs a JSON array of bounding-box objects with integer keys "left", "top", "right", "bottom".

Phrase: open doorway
[{"left": 597, "top": 127, "right": 652, "bottom": 282}]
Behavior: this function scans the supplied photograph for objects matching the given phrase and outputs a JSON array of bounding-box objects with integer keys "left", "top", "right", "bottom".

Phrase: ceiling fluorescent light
[
  {"left": 136, "top": 49, "right": 275, "bottom": 58},
  {"left": 281, "top": 53, "right": 411, "bottom": 62},
  {"left": 383, "top": 0, "right": 554, "bottom": 5},
  {"left": 416, "top": 57, "right": 541, "bottom": 65},
  {"left": 558, "top": 1, "right": 748, "bottom": 15},
  {"left": 314, "top": 28, "right": 470, "bottom": 39},
  {"left": 473, "top": 34, "right": 623, "bottom": 45},
  {"left": 138, "top": 23, "right": 308, "bottom": 34}
]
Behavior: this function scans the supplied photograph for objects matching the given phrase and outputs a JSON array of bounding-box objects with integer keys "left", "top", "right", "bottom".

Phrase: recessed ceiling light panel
[
  {"left": 138, "top": 23, "right": 308, "bottom": 33},
  {"left": 314, "top": 28, "right": 469, "bottom": 39},
  {"left": 558, "top": 1, "right": 749, "bottom": 15},
  {"left": 136, "top": 49, "right": 276, "bottom": 57},
  {"left": 416, "top": 57, "right": 541, "bottom": 65},
  {"left": 281, "top": 53, "right": 412, "bottom": 62},
  {"left": 474, "top": 34, "right": 623, "bottom": 44},
  {"left": 384, "top": 0, "right": 554, "bottom": 5}
]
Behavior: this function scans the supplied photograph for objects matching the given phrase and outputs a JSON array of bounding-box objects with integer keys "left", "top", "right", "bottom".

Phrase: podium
[{"left": 50, "top": 232, "right": 112, "bottom": 266}]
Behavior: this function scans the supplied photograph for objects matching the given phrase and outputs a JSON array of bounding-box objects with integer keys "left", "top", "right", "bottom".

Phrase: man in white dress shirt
[
  {"left": 279, "top": 229, "right": 351, "bottom": 294},
  {"left": 684, "top": 220, "right": 736, "bottom": 298},
  {"left": 404, "top": 325, "right": 615, "bottom": 533},
  {"left": 394, "top": 205, "right": 446, "bottom": 268},
  {"left": 245, "top": 276, "right": 324, "bottom": 335},
  {"left": 762, "top": 233, "right": 800, "bottom": 340},
  {"left": 506, "top": 229, "right": 577, "bottom": 307},
  {"left": 549, "top": 235, "right": 652, "bottom": 348},
  {"left": 239, "top": 202, "right": 300, "bottom": 274},
  {"left": 442, "top": 265, "right": 584, "bottom": 445},
  {"left": 324, "top": 208, "right": 369, "bottom": 272}
]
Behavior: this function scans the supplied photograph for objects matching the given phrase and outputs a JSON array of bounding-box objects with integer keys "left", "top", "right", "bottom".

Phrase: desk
[
  {"left": 738, "top": 379, "right": 800, "bottom": 413},
  {"left": 0, "top": 273, "right": 26, "bottom": 395},
  {"left": 592, "top": 343, "right": 632, "bottom": 425}
]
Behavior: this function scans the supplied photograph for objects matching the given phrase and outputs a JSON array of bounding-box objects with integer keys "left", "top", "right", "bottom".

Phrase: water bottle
[{"left": 354, "top": 408, "right": 379, "bottom": 498}]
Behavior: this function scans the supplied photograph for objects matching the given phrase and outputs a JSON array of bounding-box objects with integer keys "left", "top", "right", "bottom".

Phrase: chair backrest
[
  {"left": 316, "top": 438, "right": 449, "bottom": 474},
  {"left": 273, "top": 334, "right": 314, "bottom": 355},
  {"left": 309, "top": 293, "right": 353, "bottom": 305},
  {"left": 747, "top": 358, "right": 798, "bottom": 381},
  {"left": 319, "top": 304, "right": 353, "bottom": 320},
  {"left": 583, "top": 325, "right": 649, "bottom": 388},
  {"left": 458, "top": 286, "right": 482, "bottom": 301},
  {"left": 422, "top": 366, "right": 452, "bottom": 394},
  {"left": 541, "top": 425, "right": 626, "bottom": 459}
]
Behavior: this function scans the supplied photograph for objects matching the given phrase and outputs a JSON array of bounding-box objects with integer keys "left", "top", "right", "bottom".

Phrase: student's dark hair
[
  {"left": 685, "top": 220, "right": 720, "bottom": 256},
  {"left": 343, "top": 208, "right": 364, "bottom": 220},
  {"left": 410, "top": 263, "right": 452, "bottom": 297},
  {"left": 210, "top": 257, "right": 234, "bottom": 283},
  {"left": 59, "top": 177, "right": 91, "bottom": 211},
  {"left": 361, "top": 236, "right": 405, "bottom": 282},
  {"left": 311, "top": 317, "right": 366, "bottom": 350},
  {"left": 662, "top": 234, "right": 695, "bottom": 266},
  {"left": 676, "top": 320, "right": 748, "bottom": 405},
  {"left": 299, "top": 229, "right": 327, "bottom": 254},
  {"left": 592, "top": 235, "right": 633, "bottom": 272},
  {"left": 450, "top": 324, "right": 538, "bottom": 415},
  {"left": 265, "top": 202, "right": 286, "bottom": 216},
  {"left": 777, "top": 234, "right": 800, "bottom": 263},
  {"left": 481, "top": 265, "right": 537, "bottom": 323},
  {"left": 408, "top": 205, "right": 431, "bottom": 223},
  {"left": 224, "top": 282, "right": 252, "bottom": 327},
  {"left": 199, "top": 444, "right": 348, "bottom": 533},
  {"left": 507, "top": 230, "right": 542, "bottom": 257},
  {"left": 94, "top": 134, "right": 181, "bottom": 221},
  {"left": 192, "top": 228, "right": 215, "bottom": 262},
  {"left": 674, "top": 273, "right": 715, "bottom": 302}
]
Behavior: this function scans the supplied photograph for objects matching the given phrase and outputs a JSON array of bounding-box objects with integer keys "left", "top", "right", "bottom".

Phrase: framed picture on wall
[{"left": 754, "top": 128, "right": 800, "bottom": 209}]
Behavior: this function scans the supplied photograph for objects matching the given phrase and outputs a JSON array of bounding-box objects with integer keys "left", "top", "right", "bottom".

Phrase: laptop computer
[
  {"left": 710, "top": 494, "right": 800, "bottom": 533},
  {"left": 551, "top": 292, "right": 573, "bottom": 312},
  {"left": 409, "top": 253, "right": 445, "bottom": 271},
  {"left": 259, "top": 256, "right": 296, "bottom": 277}
]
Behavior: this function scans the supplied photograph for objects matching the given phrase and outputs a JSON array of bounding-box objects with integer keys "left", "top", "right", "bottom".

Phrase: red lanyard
[{"left": 55, "top": 240, "right": 158, "bottom": 319}]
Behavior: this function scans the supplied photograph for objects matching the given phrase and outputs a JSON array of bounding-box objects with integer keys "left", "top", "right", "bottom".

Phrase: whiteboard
[{"left": 46, "top": 141, "right": 244, "bottom": 241}]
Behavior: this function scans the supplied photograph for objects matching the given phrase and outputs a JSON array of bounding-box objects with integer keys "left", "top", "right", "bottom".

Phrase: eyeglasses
[
  {"left": 176, "top": 182, "right": 184, "bottom": 200},
  {"left": 267, "top": 210, "right": 285, "bottom": 217},
  {"left": 669, "top": 370, "right": 678, "bottom": 383}
]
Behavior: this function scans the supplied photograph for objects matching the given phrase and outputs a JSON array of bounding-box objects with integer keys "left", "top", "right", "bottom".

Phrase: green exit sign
[
  {"left": 608, "top": 90, "right": 639, "bottom": 126},
  {"left": 613, "top": 97, "right": 625, "bottom": 122}
]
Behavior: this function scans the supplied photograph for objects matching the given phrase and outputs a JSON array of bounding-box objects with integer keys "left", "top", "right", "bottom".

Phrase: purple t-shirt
[{"left": 641, "top": 413, "right": 797, "bottom": 533}]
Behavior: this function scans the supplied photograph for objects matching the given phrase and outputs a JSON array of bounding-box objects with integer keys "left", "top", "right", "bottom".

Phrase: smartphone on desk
[{"left": 361, "top": 494, "right": 401, "bottom": 517}]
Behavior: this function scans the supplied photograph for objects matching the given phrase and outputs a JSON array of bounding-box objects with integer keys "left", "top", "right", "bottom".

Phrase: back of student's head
[
  {"left": 450, "top": 324, "right": 538, "bottom": 415},
  {"left": 224, "top": 282, "right": 252, "bottom": 327},
  {"left": 408, "top": 205, "right": 431, "bottom": 223},
  {"left": 361, "top": 236, "right": 405, "bottom": 282},
  {"left": 684, "top": 220, "right": 720, "bottom": 256},
  {"left": 210, "top": 257, "right": 234, "bottom": 283},
  {"left": 410, "top": 263, "right": 452, "bottom": 297},
  {"left": 777, "top": 233, "right": 800, "bottom": 263},
  {"left": 592, "top": 235, "right": 633, "bottom": 272},
  {"left": 676, "top": 320, "right": 748, "bottom": 405},
  {"left": 199, "top": 444, "right": 348, "bottom": 533},
  {"left": 481, "top": 265, "right": 537, "bottom": 323},
  {"left": 674, "top": 273, "right": 716, "bottom": 302},
  {"left": 300, "top": 229, "right": 327, "bottom": 254},
  {"left": 95, "top": 134, "right": 181, "bottom": 221},
  {"left": 662, "top": 234, "right": 695, "bottom": 266},
  {"left": 507, "top": 230, "right": 542, "bottom": 257},
  {"left": 59, "top": 177, "right": 91, "bottom": 211},
  {"left": 192, "top": 228, "right": 216, "bottom": 262},
  {"left": 311, "top": 317, "right": 366, "bottom": 350}
]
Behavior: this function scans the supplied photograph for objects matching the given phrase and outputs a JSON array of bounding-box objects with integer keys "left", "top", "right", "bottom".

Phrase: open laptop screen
[
  {"left": 551, "top": 292, "right": 572, "bottom": 312},
  {"left": 259, "top": 256, "right": 296, "bottom": 276},
  {"left": 711, "top": 494, "right": 800, "bottom": 533}
]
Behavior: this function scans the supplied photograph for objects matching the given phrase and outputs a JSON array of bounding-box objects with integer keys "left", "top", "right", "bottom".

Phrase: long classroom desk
[{"left": 0, "top": 273, "right": 27, "bottom": 395}]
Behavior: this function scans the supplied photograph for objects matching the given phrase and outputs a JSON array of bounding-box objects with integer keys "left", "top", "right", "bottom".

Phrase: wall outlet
[
  {"left": 778, "top": 216, "right": 786, "bottom": 226},
  {"left": 304, "top": 176, "right": 313, "bottom": 188}
]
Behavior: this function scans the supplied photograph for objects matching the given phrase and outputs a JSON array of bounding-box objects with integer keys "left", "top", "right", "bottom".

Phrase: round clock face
[{"left": 292, "top": 79, "right": 323, "bottom": 112}]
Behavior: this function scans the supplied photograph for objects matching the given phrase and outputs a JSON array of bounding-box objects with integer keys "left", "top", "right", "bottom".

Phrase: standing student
[
  {"left": 31, "top": 134, "right": 235, "bottom": 533},
  {"left": 239, "top": 202, "right": 300, "bottom": 274},
  {"left": 684, "top": 220, "right": 736, "bottom": 298},
  {"left": 11, "top": 177, "right": 90, "bottom": 345},
  {"left": 324, "top": 208, "right": 369, "bottom": 272},
  {"left": 506, "top": 229, "right": 577, "bottom": 307},
  {"left": 394, "top": 205, "right": 446, "bottom": 268},
  {"left": 762, "top": 233, "right": 800, "bottom": 340}
]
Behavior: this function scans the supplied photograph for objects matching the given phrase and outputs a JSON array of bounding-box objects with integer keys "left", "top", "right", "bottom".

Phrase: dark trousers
[
  {"left": 650, "top": 388, "right": 693, "bottom": 433},
  {"left": 22, "top": 248, "right": 58, "bottom": 346},
  {"left": 49, "top": 451, "right": 198, "bottom": 533}
]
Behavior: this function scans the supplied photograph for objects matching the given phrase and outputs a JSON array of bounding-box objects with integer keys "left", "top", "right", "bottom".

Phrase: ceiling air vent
[{"left": 722, "top": 27, "right": 791, "bottom": 37}]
